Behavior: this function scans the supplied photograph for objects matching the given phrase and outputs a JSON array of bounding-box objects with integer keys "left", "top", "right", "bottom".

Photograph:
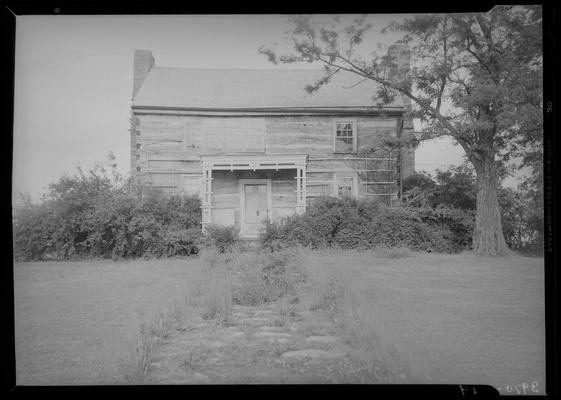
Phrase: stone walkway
[{"left": 146, "top": 303, "right": 364, "bottom": 384}]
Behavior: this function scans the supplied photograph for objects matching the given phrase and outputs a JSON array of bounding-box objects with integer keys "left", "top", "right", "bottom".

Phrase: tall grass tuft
[
  {"left": 331, "top": 285, "right": 412, "bottom": 383},
  {"left": 150, "top": 311, "right": 174, "bottom": 341},
  {"left": 117, "top": 323, "right": 154, "bottom": 384},
  {"left": 300, "top": 250, "right": 413, "bottom": 383},
  {"left": 185, "top": 257, "right": 233, "bottom": 325}
]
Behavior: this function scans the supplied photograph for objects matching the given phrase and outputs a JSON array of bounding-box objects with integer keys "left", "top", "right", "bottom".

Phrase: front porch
[{"left": 201, "top": 154, "right": 308, "bottom": 239}]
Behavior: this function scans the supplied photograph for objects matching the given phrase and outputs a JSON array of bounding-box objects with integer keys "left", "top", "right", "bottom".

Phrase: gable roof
[{"left": 132, "top": 66, "right": 405, "bottom": 111}]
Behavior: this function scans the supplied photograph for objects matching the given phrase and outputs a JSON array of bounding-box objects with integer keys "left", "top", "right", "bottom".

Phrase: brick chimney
[
  {"left": 388, "top": 44, "right": 415, "bottom": 182},
  {"left": 132, "top": 50, "right": 155, "bottom": 99}
]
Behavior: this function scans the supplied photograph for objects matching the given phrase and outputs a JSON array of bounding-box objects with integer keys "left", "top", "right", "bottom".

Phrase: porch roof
[{"left": 201, "top": 153, "right": 308, "bottom": 171}]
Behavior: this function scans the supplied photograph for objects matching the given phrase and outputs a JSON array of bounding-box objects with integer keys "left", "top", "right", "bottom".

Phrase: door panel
[{"left": 243, "top": 183, "right": 268, "bottom": 236}]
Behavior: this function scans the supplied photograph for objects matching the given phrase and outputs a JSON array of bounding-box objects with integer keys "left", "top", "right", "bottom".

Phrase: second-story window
[{"left": 334, "top": 121, "right": 357, "bottom": 153}]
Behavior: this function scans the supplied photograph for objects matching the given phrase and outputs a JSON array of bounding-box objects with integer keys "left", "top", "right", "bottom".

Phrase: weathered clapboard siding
[
  {"left": 401, "top": 146, "right": 415, "bottom": 179},
  {"left": 137, "top": 141, "right": 185, "bottom": 152},
  {"left": 136, "top": 114, "right": 267, "bottom": 155},
  {"left": 265, "top": 116, "right": 332, "bottom": 155},
  {"left": 307, "top": 184, "right": 333, "bottom": 196},
  {"left": 146, "top": 160, "right": 199, "bottom": 171},
  {"left": 357, "top": 119, "right": 399, "bottom": 152},
  {"left": 271, "top": 180, "right": 297, "bottom": 208},
  {"left": 261, "top": 115, "right": 409, "bottom": 159},
  {"left": 137, "top": 131, "right": 184, "bottom": 142},
  {"left": 357, "top": 118, "right": 399, "bottom": 129},
  {"left": 212, "top": 209, "right": 237, "bottom": 227},
  {"left": 306, "top": 171, "right": 333, "bottom": 181},
  {"left": 146, "top": 171, "right": 183, "bottom": 186},
  {"left": 131, "top": 112, "right": 413, "bottom": 217},
  {"left": 133, "top": 113, "right": 413, "bottom": 170},
  {"left": 307, "top": 159, "right": 376, "bottom": 171},
  {"left": 212, "top": 173, "right": 239, "bottom": 211}
]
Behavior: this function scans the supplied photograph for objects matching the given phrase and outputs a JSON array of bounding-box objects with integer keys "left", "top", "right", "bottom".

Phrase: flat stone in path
[
  {"left": 258, "top": 326, "right": 287, "bottom": 332},
  {"left": 196, "top": 339, "right": 225, "bottom": 348},
  {"left": 253, "top": 310, "right": 274, "bottom": 316},
  {"left": 305, "top": 335, "right": 339, "bottom": 344},
  {"left": 280, "top": 349, "right": 346, "bottom": 359},
  {"left": 253, "top": 331, "right": 293, "bottom": 339},
  {"left": 223, "top": 331, "right": 244, "bottom": 340},
  {"left": 148, "top": 362, "right": 162, "bottom": 371},
  {"left": 192, "top": 372, "right": 210, "bottom": 383},
  {"left": 262, "top": 338, "right": 291, "bottom": 344},
  {"left": 242, "top": 317, "right": 271, "bottom": 325},
  {"left": 254, "top": 331, "right": 292, "bottom": 338}
]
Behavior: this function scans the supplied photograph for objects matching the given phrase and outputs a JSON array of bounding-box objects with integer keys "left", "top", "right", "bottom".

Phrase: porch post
[
  {"left": 201, "top": 162, "right": 212, "bottom": 233},
  {"left": 295, "top": 162, "right": 307, "bottom": 214}
]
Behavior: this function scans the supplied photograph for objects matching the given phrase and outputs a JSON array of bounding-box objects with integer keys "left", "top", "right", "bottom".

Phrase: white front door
[{"left": 240, "top": 180, "right": 271, "bottom": 237}]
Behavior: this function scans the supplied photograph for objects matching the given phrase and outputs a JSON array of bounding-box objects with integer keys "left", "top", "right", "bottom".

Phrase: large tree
[{"left": 259, "top": 7, "right": 542, "bottom": 256}]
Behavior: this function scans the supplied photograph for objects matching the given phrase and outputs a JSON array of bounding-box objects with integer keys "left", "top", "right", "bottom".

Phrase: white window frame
[{"left": 333, "top": 120, "right": 358, "bottom": 154}]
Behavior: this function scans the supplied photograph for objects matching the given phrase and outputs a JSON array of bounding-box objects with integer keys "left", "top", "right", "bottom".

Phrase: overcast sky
[{"left": 13, "top": 14, "right": 469, "bottom": 202}]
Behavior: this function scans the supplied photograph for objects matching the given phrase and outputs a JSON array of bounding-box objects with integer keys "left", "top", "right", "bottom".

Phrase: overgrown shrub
[
  {"left": 368, "top": 208, "right": 456, "bottom": 253},
  {"left": 12, "top": 161, "right": 203, "bottom": 261},
  {"left": 203, "top": 224, "right": 239, "bottom": 253},
  {"left": 408, "top": 205, "right": 474, "bottom": 251},
  {"left": 498, "top": 186, "right": 544, "bottom": 255},
  {"left": 260, "top": 196, "right": 463, "bottom": 253},
  {"left": 261, "top": 197, "right": 382, "bottom": 250}
]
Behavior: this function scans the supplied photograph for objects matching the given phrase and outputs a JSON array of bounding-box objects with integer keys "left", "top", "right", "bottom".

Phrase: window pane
[
  {"left": 335, "top": 137, "right": 353, "bottom": 152},
  {"left": 338, "top": 185, "right": 352, "bottom": 196}
]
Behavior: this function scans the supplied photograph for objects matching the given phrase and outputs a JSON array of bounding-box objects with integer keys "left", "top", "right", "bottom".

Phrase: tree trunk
[{"left": 472, "top": 152, "right": 511, "bottom": 256}]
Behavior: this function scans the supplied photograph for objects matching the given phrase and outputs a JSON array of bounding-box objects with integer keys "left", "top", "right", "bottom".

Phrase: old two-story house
[{"left": 130, "top": 48, "right": 416, "bottom": 239}]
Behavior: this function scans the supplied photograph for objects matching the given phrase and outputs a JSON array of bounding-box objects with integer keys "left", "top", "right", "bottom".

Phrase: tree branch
[
  {"left": 342, "top": 78, "right": 368, "bottom": 89},
  {"left": 324, "top": 53, "right": 465, "bottom": 142}
]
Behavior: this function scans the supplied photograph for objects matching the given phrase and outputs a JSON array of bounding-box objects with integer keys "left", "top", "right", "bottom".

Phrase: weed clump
[
  {"left": 193, "top": 248, "right": 305, "bottom": 313},
  {"left": 117, "top": 323, "right": 154, "bottom": 384}
]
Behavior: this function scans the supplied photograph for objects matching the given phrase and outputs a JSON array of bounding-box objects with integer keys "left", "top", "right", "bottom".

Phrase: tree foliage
[
  {"left": 260, "top": 8, "right": 542, "bottom": 256},
  {"left": 402, "top": 165, "right": 543, "bottom": 255}
]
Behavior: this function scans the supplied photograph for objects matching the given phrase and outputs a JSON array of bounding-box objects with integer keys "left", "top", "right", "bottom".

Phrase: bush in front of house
[
  {"left": 259, "top": 196, "right": 465, "bottom": 253},
  {"left": 12, "top": 162, "right": 203, "bottom": 261},
  {"left": 367, "top": 207, "right": 457, "bottom": 253},
  {"left": 203, "top": 224, "right": 239, "bottom": 253}
]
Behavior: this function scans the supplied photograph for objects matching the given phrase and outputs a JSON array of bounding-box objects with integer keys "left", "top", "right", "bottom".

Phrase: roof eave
[{"left": 131, "top": 105, "right": 406, "bottom": 116}]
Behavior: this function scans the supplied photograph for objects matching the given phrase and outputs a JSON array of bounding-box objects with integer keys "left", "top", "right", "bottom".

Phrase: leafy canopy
[{"left": 259, "top": 8, "right": 543, "bottom": 169}]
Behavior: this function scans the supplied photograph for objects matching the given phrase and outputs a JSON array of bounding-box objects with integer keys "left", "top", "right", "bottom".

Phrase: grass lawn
[
  {"left": 305, "top": 251, "right": 545, "bottom": 393},
  {"left": 14, "top": 258, "right": 204, "bottom": 385},
  {"left": 13, "top": 252, "right": 544, "bottom": 391}
]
